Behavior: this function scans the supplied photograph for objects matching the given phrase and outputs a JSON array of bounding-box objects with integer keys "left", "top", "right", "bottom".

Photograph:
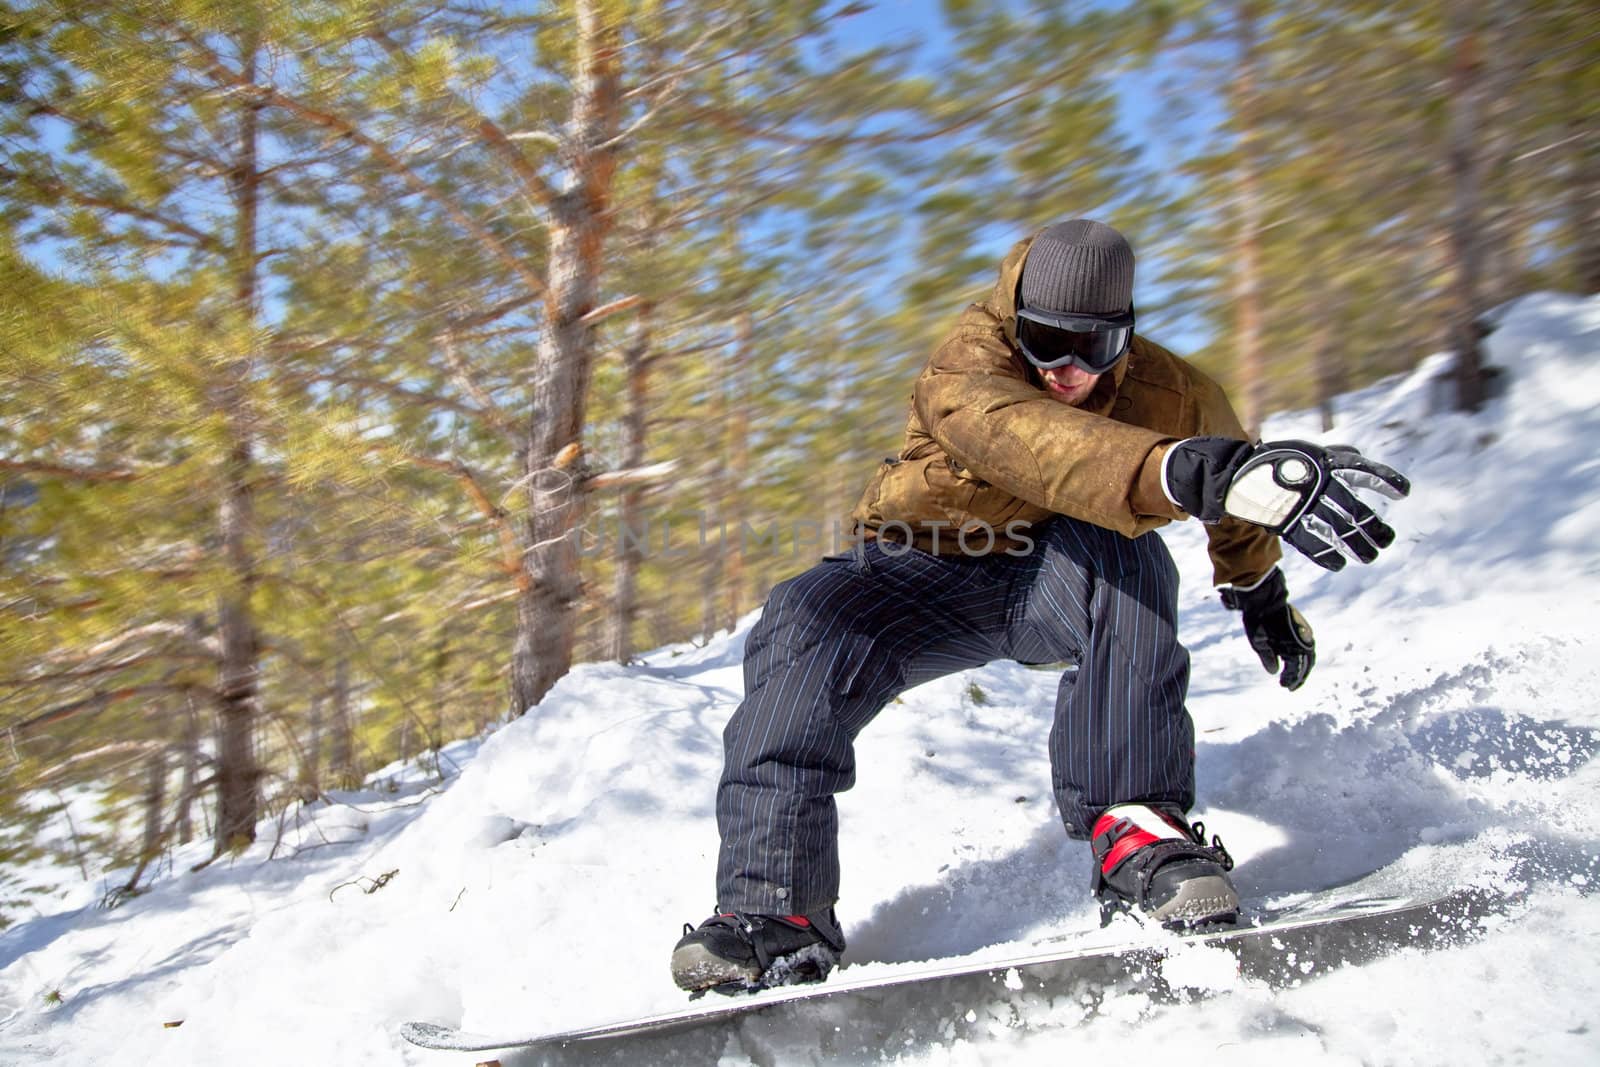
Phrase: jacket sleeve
[{"left": 912, "top": 318, "right": 1185, "bottom": 538}]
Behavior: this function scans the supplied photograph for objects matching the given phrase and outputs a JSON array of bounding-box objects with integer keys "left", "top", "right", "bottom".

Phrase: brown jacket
[{"left": 849, "top": 234, "right": 1280, "bottom": 588}]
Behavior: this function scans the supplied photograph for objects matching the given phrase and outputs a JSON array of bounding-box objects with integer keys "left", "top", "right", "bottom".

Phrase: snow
[{"left": 4, "top": 292, "right": 1600, "bottom": 1065}]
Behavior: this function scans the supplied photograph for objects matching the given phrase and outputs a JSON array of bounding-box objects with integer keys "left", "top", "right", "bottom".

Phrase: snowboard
[{"left": 400, "top": 882, "right": 1505, "bottom": 1060}]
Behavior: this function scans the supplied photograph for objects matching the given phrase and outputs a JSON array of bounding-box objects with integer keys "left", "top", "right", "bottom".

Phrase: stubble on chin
[{"left": 1045, "top": 382, "right": 1088, "bottom": 407}]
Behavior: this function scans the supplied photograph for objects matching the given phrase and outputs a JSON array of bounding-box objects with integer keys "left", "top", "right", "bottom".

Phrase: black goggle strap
[{"left": 1016, "top": 303, "right": 1136, "bottom": 333}]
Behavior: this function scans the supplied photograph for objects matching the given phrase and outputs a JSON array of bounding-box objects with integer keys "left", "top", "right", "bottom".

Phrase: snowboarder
[{"left": 671, "top": 219, "right": 1410, "bottom": 995}]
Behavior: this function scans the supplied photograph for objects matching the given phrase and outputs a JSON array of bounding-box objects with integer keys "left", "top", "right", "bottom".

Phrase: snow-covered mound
[{"left": 3, "top": 294, "right": 1599, "bottom": 1065}]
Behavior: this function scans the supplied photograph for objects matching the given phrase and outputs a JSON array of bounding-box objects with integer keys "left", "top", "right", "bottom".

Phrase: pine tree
[
  {"left": 2, "top": 0, "right": 485, "bottom": 875},
  {"left": 1, "top": 3, "right": 290, "bottom": 860}
]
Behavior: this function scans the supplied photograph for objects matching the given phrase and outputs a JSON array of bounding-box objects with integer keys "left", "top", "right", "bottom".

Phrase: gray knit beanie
[{"left": 1019, "top": 219, "right": 1135, "bottom": 315}]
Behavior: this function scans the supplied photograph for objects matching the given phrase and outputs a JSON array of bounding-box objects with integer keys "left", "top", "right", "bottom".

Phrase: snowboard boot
[
  {"left": 1090, "top": 802, "right": 1239, "bottom": 928},
  {"left": 671, "top": 908, "right": 846, "bottom": 996}
]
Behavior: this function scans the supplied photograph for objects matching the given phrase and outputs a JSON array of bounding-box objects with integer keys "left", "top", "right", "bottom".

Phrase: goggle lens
[{"left": 1016, "top": 316, "right": 1131, "bottom": 373}]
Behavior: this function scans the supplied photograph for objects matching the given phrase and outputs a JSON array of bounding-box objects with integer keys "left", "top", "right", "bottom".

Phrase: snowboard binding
[
  {"left": 672, "top": 909, "right": 846, "bottom": 998},
  {"left": 1090, "top": 803, "right": 1240, "bottom": 930}
]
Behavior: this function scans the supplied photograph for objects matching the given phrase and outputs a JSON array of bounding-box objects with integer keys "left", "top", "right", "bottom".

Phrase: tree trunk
[
  {"left": 329, "top": 656, "right": 356, "bottom": 790},
  {"left": 1230, "top": 2, "right": 1268, "bottom": 436},
  {"left": 214, "top": 450, "right": 259, "bottom": 854},
  {"left": 1312, "top": 303, "right": 1343, "bottom": 433},
  {"left": 1446, "top": 7, "right": 1491, "bottom": 413},
  {"left": 301, "top": 693, "right": 323, "bottom": 800},
  {"left": 701, "top": 368, "right": 728, "bottom": 642},
  {"left": 822, "top": 318, "right": 851, "bottom": 536},
  {"left": 510, "top": 1, "right": 621, "bottom": 715},
  {"left": 51, "top": 789, "right": 91, "bottom": 882},
  {"left": 118, "top": 746, "right": 169, "bottom": 896},
  {"left": 723, "top": 308, "right": 754, "bottom": 631},
  {"left": 176, "top": 697, "right": 199, "bottom": 845},
  {"left": 1571, "top": 109, "right": 1600, "bottom": 294},
  {"left": 213, "top": 31, "right": 264, "bottom": 855},
  {"left": 609, "top": 304, "right": 654, "bottom": 663},
  {"left": 137, "top": 748, "right": 167, "bottom": 869}
]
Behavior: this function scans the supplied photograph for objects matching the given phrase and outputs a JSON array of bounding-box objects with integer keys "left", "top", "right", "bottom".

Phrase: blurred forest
[{"left": 1, "top": 0, "right": 1594, "bottom": 918}]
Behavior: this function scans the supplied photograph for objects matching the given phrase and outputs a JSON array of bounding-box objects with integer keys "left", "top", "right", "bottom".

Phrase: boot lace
[{"left": 1189, "top": 819, "right": 1234, "bottom": 871}]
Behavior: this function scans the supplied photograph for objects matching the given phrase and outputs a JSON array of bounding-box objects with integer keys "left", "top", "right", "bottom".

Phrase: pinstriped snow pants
[{"left": 714, "top": 516, "right": 1194, "bottom": 915}]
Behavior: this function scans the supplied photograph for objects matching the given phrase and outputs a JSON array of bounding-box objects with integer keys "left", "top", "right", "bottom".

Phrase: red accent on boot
[
  {"left": 1093, "top": 812, "right": 1164, "bottom": 874},
  {"left": 1103, "top": 832, "right": 1161, "bottom": 871},
  {"left": 716, "top": 912, "right": 811, "bottom": 928}
]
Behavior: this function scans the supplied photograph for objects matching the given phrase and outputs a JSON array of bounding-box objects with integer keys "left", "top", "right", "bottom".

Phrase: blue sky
[{"left": 833, "top": 0, "right": 1223, "bottom": 353}]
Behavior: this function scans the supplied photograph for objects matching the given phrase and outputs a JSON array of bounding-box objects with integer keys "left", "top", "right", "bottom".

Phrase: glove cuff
[
  {"left": 1158, "top": 441, "right": 1186, "bottom": 513},
  {"left": 1163, "top": 437, "right": 1253, "bottom": 522},
  {"left": 1219, "top": 566, "right": 1288, "bottom": 614}
]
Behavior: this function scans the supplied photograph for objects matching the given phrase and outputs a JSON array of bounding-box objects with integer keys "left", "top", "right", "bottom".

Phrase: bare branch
[
  {"left": 0, "top": 458, "right": 139, "bottom": 482},
  {"left": 286, "top": 369, "right": 495, "bottom": 422},
  {"left": 453, "top": 587, "right": 522, "bottom": 613},
  {"left": 446, "top": 291, "right": 542, "bottom": 334},
  {"left": 16, "top": 89, "right": 231, "bottom": 181},
  {"left": 621, "top": 17, "right": 741, "bottom": 102},
  {"left": 378, "top": 583, "right": 520, "bottom": 625},
  {"left": 10, "top": 683, "right": 207, "bottom": 735},
  {"left": 0, "top": 163, "right": 225, "bottom": 255},
  {"left": 157, "top": 18, "right": 551, "bottom": 304},
  {"left": 584, "top": 459, "right": 677, "bottom": 491},
  {"left": 3, "top": 653, "right": 204, "bottom": 690},
  {"left": 578, "top": 293, "right": 646, "bottom": 327},
  {"left": 32, "top": 741, "right": 170, "bottom": 786},
  {"left": 1511, "top": 132, "right": 1586, "bottom": 164},
  {"left": 385, "top": 450, "right": 526, "bottom": 584},
  {"left": 77, "top": 622, "right": 216, "bottom": 662},
  {"left": 680, "top": 62, "right": 1085, "bottom": 153},
  {"left": 471, "top": 116, "right": 561, "bottom": 207},
  {"left": 504, "top": 130, "right": 562, "bottom": 148},
  {"left": 437, "top": 328, "right": 522, "bottom": 450},
  {"left": 367, "top": 27, "right": 559, "bottom": 208},
  {"left": 600, "top": 16, "right": 749, "bottom": 153}
]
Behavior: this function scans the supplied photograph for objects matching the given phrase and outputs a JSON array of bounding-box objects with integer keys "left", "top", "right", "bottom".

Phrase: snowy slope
[{"left": 2, "top": 293, "right": 1599, "bottom": 1066}]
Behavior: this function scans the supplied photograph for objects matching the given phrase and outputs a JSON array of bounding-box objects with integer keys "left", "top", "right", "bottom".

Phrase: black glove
[
  {"left": 1221, "top": 568, "right": 1315, "bottom": 691},
  {"left": 1164, "top": 437, "right": 1411, "bottom": 571}
]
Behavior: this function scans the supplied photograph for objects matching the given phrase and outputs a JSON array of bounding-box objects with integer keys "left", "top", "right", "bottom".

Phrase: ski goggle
[{"left": 1015, "top": 304, "right": 1135, "bottom": 374}]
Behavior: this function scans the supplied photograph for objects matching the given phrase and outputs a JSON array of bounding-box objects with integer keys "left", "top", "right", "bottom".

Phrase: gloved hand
[
  {"left": 1220, "top": 568, "right": 1315, "bottom": 690},
  {"left": 1163, "top": 437, "right": 1411, "bottom": 571}
]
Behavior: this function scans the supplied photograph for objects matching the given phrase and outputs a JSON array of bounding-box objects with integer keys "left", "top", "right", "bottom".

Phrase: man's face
[{"left": 1041, "top": 364, "right": 1101, "bottom": 407}]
